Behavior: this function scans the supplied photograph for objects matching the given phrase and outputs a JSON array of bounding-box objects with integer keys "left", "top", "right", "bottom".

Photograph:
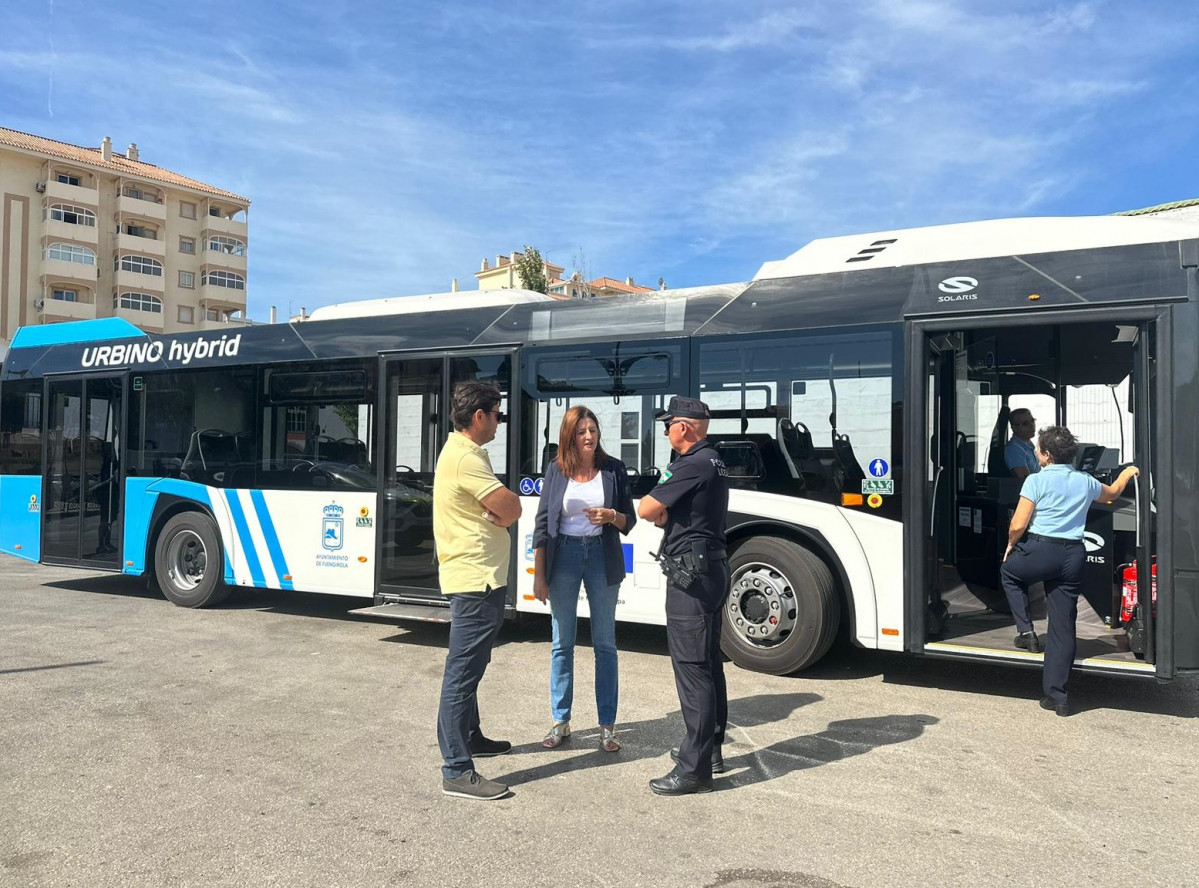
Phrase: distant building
[
  {"left": 476, "top": 250, "right": 654, "bottom": 299},
  {"left": 0, "top": 127, "right": 250, "bottom": 346},
  {"left": 476, "top": 251, "right": 565, "bottom": 292},
  {"left": 1116, "top": 198, "right": 1199, "bottom": 223},
  {"left": 580, "top": 276, "right": 655, "bottom": 298}
]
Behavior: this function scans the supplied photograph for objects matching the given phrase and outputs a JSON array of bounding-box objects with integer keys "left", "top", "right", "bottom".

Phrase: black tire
[
  {"left": 721, "top": 536, "right": 839, "bottom": 675},
  {"left": 152, "top": 511, "right": 231, "bottom": 608}
]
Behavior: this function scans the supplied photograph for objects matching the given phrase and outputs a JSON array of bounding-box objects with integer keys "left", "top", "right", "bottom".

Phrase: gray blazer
[{"left": 532, "top": 458, "right": 637, "bottom": 587}]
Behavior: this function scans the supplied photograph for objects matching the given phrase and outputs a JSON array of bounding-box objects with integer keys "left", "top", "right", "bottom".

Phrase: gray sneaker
[{"left": 442, "top": 770, "right": 509, "bottom": 801}]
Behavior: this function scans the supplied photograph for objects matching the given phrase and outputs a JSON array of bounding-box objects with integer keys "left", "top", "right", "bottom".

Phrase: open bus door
[
  {"left": 358, "top": 348, "right": 518, "bottom": 622},
  {"left": 906, "top": 312, "right": 1163, "bottom": 678},
  {"left": 41, "top": 372, "right": 125, "bottom": 569}
]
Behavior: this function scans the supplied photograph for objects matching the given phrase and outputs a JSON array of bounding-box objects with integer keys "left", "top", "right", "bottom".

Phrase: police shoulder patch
[{"left": 658, "top": 469, "right": 672, "bottom": 484}]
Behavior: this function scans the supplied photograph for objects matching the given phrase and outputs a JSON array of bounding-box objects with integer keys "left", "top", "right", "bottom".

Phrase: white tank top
[{"left": 560, "top": 472, "right": 604, "bottom": 537}]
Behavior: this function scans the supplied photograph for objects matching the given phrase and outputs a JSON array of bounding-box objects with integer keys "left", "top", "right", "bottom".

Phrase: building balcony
[
  {"left": 202, "top": 250, "right": 247, "bottom": 273},
  {"left": 198, "top": 314, "right": 251, "bottom": 332},
  {"left": 199, "top": 284, "right": 247, "bottom": 312},
  {"left": 115, "top": 268, "right": 164, "bottom": 293},
  {"left": 40, "top": 296, "right": 98, "bottom": 323},
  {"left": 41, "top": 258, "right": 98, "bottom": 284},
  {"left": 43, "top": 219, "right": 99, "bottom": 245},
  {"left": 117, "top": 193, "right": 167, "bottom": 222},
  {"left": 43, "top": 179, "right": 98, "bottom": 205},
  {"left": 113, "top": 305, "right": 166, "bottom": 332},
  {"left": 117, "top": 231, "right": 166, "bottom": 258},
  {"left": 202, "top": 214, "right": 247, "bottom": 238}
]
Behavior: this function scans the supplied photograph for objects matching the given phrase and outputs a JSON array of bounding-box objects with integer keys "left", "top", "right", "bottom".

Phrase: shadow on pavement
[
  {"left": 494, "top": 691, "right": 821, "bottom": 787},
  {"left": 719, "top": 713, "right": 938, "bottom": 790}
]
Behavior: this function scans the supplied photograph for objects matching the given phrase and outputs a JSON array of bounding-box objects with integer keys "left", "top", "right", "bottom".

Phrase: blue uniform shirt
[
  {"left": 1004, "top": 437, "right": 1040, "bottom": 476},
  {"left": 1020, "top": 464, "right": 1103, "bottom": 539}
]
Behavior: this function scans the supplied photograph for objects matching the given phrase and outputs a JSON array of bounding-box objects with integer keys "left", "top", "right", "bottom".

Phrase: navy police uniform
[{"left": 650, "top": 397, "right": 730, "bottom": 782}]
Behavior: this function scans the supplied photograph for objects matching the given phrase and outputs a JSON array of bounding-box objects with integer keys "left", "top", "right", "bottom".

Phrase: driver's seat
[{"left": 986, "top": 405, "right": 1011, "bottom": 476}]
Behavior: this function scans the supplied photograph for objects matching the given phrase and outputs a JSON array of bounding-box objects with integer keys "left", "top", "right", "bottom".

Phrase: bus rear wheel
[
  {"left": 153, "top": 512, "right": 231, "bottom": 608},
  {"left": 721, "top": 536, "right": 839, "bottom": 675}
]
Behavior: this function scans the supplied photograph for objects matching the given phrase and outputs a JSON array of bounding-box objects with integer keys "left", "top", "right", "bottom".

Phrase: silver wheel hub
[
  {"left": 727, "top": 561, "right": 797, "bottom": 647},
  {"left": 166, "top": 529, "right": 207, "bottom": 592}
]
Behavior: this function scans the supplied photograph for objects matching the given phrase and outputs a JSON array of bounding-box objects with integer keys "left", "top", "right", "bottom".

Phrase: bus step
[{"left": 350, "top": 602, "right": 451, "bottom": 623}]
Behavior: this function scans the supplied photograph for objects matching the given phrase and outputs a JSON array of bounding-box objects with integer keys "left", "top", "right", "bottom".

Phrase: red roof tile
[{"left": 0, "top": 126, "right": 249, "bottom": 203}]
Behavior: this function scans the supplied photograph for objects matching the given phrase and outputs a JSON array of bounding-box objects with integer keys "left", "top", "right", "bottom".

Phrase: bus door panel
[
  {"left": 376, "top": 350, "right": 516, "bottom": 601},
  {"left": 42, "top": 374, "right": 124, "bottom": 568}
]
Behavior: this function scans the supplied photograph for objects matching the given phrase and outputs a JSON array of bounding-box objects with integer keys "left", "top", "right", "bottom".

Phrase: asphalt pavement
[{"left": 2, "top": 558, "right": 1197, "bottom": 888}]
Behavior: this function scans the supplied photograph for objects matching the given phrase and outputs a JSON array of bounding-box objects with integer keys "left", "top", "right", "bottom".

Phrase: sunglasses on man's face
[
  {"left": 662, "top": 419, "right": 690, "bottom": 434},
  {"left": 487, "top": 409, "right": 507, "bottom": 424}
]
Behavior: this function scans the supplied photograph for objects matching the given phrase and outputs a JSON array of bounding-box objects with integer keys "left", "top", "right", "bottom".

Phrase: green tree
[{"left": 513, "top": 246, "right": 549, "bottom": 294}]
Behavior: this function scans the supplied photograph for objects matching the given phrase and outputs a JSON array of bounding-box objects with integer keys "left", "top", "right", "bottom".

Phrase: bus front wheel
[
  {"left": 721, "top": 537, "right": 839, "bottom": 675},
  {"left": 153, "top": 512, "right": 231, "bottom": 608}
]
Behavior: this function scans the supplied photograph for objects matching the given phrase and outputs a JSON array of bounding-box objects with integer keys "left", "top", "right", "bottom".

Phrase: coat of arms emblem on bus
[{"left": 322, "top": 503, "right": 344, "bottom": 551}]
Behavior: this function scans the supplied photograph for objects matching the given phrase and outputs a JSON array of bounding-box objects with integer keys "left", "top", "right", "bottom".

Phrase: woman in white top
[{"left": 532, "top": 406, "right": 637, "bottom": 751}]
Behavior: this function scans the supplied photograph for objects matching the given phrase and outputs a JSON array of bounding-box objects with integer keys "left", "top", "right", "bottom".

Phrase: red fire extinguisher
[{"left": 1120, "top": 561, "right": 1157, "bottom": 623}]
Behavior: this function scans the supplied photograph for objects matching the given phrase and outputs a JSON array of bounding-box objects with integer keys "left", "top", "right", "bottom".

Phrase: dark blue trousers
[
  {"left": 1000, "top": 536, "right": 1085, "bottom": 705},
  {"left": 666, "top": 562, "right": 729, "bottom": 780},
  {"left": 437, "top": 586, "right": 507, "bottom": 779}
]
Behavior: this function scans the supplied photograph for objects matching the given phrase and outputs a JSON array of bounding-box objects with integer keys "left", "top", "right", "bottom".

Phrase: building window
[
  {"left": 118, "top": 255, "right": 164, "bottom": 276},
  {"left": 46, "top": 204, "right": 96, "bottom": 227},
  {"left": 202, "top": 270, "right": 245, "bottom": 290},
  {"left": 124, "top": 224, "right": 158, "bottom": 240},
  {"left": 180, "top": 201, "right": 196, "bottom": 219},
  {"left": 179, "top": 237, "right": 196, "bottom": 254},
  {"left": 116, "top": 292, "right": 163, "bottom": 313},
  {"left": 179, "top": 271, "right": 195, "bottom": 289},
  {"left": 206, "top": 235, "right": 246, "bottom": 256},
  {"left": 52, "top": 289, "right": 78, "bottom": 302},
  {"left": 45, "top": 243, "right": 97, "bottom": 265},
  {"left": 178, "top": 305, "right": 195, "bottom": 324},
  {"left": 121, "top": 184, "right": 163, "bottom": 204},
  {"left": 56, "top": 173, "right": 81, "bottom": 186},
  {"left": 210, "top": 205, "right": 223, "bottom": 217}
]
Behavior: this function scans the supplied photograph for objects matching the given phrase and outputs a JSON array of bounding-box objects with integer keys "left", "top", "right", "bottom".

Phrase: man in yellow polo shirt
[{"left": 434, "top": 380, "right": 522, "bottom": 801}]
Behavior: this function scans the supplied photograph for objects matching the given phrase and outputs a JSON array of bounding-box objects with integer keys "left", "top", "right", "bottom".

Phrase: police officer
[{"left": 637, "top": 396, "right": 730, "bottom": 795}]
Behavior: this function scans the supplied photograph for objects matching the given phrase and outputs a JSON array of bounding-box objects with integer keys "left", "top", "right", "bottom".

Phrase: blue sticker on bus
[
  {"left": 868, "top": 458, "right": 890, "bottom": 478},
  {"left": 534, "top": 478, "right": 544, "bottom": 495},
  {"left": 519, "top": 477, "right": 535, "bottom": 495}
]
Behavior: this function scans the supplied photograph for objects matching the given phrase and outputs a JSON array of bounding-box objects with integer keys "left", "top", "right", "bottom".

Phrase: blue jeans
[
  {"left": 437, "top": 585, "right": 507, "bottom": 779},
  {"left": 548, "top": 534, "right": 619, "bottom": 725}
]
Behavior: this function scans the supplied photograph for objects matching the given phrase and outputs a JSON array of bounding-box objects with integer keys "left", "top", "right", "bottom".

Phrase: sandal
[
  {"left": 542, "top": 722, "right": 571, "bottom": 748},
  {"left": 600, "top": 724, "right": 621, "bottom": 752}
]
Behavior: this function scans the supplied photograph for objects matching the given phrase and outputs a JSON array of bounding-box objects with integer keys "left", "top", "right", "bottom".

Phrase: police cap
[{"left": 655, "top": 396, "right": 711, "bottom": 422}]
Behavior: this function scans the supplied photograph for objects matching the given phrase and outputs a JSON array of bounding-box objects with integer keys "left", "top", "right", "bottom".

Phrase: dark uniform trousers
[
  {"left": 1000, "top": 535, "right": 1086, "bottom": 705},
  {"left": 666, "top": 559, "right": 730, "bottom": 780}
]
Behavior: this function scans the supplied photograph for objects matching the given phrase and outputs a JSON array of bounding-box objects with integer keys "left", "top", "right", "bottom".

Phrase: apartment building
[{"left": 0, "top": 127, "right": 250, "bottom": 346}]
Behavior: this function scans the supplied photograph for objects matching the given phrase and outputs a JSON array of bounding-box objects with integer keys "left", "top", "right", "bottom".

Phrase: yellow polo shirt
[{"left": 432, "top": 432, "right": 510, "bottom": 594}]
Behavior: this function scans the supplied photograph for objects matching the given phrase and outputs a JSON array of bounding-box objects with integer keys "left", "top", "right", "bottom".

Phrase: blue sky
[{"left": 2, "top": 0, "right": 1197, "bottom": 319}]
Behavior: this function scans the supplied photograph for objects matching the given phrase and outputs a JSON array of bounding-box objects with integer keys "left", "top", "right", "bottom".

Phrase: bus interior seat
[
  {"left": 541, "top": 443, "right": 558, "bottom": 472},
  {"left": 833, "top": 432, "right": 866, "bottom": 486},
  {"left": 182, "top": 429, "right": 242, "bottom": 483},
  {"left": 778, "top": 419, "right": 826, "bottom": 491},
  {"left": 986, "top": 405, "right": 1011, "bottom": 476}
]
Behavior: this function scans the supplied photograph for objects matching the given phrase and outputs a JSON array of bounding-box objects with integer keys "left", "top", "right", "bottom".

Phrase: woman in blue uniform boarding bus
[{"left": 1001, "top": 425, "right": 1139, "bottom": 717}]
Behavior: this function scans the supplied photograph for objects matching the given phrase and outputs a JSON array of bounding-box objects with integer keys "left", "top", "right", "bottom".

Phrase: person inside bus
[
  {"left": 1004, "top": 408, "right": 1040, "bottom": 480},
  {"left": 532, "top": 406, "right": 637, "bottom": 753},
  {"left": 1001, "top": 425, "right": 1139, "bottom": 716}
]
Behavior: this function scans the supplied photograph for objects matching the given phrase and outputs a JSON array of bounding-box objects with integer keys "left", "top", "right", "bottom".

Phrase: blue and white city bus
[{"left": 2, "top": 214, "right": 1197, "bottom": 683}]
